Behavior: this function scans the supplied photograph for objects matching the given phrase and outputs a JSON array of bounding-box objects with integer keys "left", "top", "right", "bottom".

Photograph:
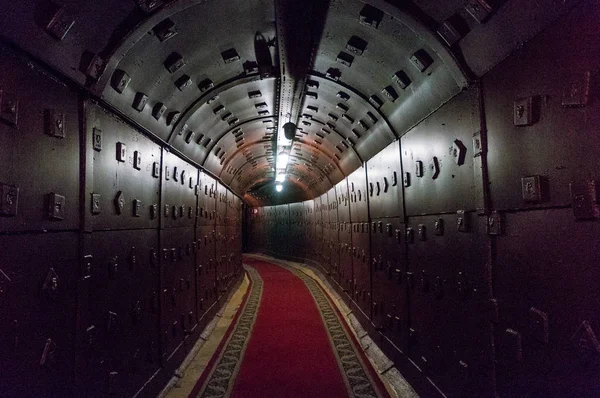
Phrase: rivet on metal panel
[
  {"left": 0, "top": 91, "right": 19, "bottom": 126},
  {"left": 325, "top": 68, "right": 341, "bottom": 81},
  {"left": 175, "top": 74, "right": 192, "bottom": 91},
  {"left": 457, "top": 210, "right": 469, "bottom": 232},
  {"left": 42, "top": 268, "right": 60, "bottom": 299},
  {"left": 410, "top": 49, "right": 433, "bottom": 72},
  {"left": 513, "top": 96, "right": 536, "bottom": 126},
  {"left": 83, "top": 254, "right": 93, "bottom": 279},
  {"left": 44, "top": 110, "right": 66, "bottom": 138},
  {"left": 415, "top": 161, "right": 424, "bottom": 178},
  {"left": 336, "top": 52, "right": 354, "bottom": 67},
  {"left": 167, "top": 111, "right": 181, "bottom": 126},
  {"left": 108, "top": 257, "right": 118, "bottom": 280},
  {"left": 406, "top": 227, "right": 414, "bottom": 243},
  {"left": 164, "top": 52, "right": 185, "bottom": 74},
  {"left": 347, "top": 36, "right": 368, "bottom": 55},
  {"left": 133, "top": 151, "right": 142, "bottom": 170},
  {"left": 392, "top": 70, "right": 411, "bottom": 89},
  {"left": 437, "top": 18, "right": 463, "bottom": 47},
  {"left": 114, "top": 191, "right": 125, "bottom": 215},
  {"left": 198, "top": 78, "right": 214, "bottom": 93},
  {"left": 382, "top": 86, "right": 398, "bottom": 102},
  {"left": 472, "top": 132, "right": 483, "bottom": 157},
  {"left": 153, "top": 18, "right": 177, "bottom": 42},
  {"left": 570, "top": 320, "right": 600, "bottom": 355},
  {"left": 132, "top": 92, "right": 148, "bottom": 112},
  {"left": 81, "top": 53, "right": 105, "bottom": 80},
  {"left": 359, "top": 4, "right": 384, "bottom": 28},
  {"left": 452, "top": 139, "right": 467, "bottom": 165},
  {"left": 44, "top": 4, "right": 75, "bottom": 41},
  {"left": 133, "top": 199, "right": 142, "bottom": 217},
  {"left": 39, "top": 338, "right": 58, "bottom": 367},
  {"left": 434, "top": 218, "right": 444, "bottom": 236},
  {"left": 116, "top": 142, "right": 127, "bottom": 162},
  {"left": 152, "top": 103, "right": 167, "bottom": 120},
  {"left": 150, "top": 249, "right": 157, "bottom": 267},
  {"left": 403, "top": 172, "right": 411, "bottom": 187},
  {"left": 91, "top": 193, "right": 101, "bottom": 215},
  {"left": 418, "top": 224, "right": 426, "bottom": 241},
  {"left": 431, "top": 157, "right": 440, "bottom": 179},
  {"left": 92, "top": 128, "right": 102, "bottom": 151},
  {"left": 110, "top": 70, "right": 131, "bottom": 94},
  {"left": 433, "top": 276, "right": 443, "bottom": 299},
  {"left": 487, "top": 211, "right": 502, "bottom": 235},
  {"left": 562, "top": 72, "right": 590, "bottom": 108},
  {"left": 530, "top": 307, "right": 549, "bottom": 344},
  {"left": 570, "top": 180, "right": 599, "bottom": 220},
  {"left": 221, "top": 48, "right": 240, "bottom": 64},
  {"left": 521, "top": 175, "right": 543, "bottom": 203},
  {"left": 368, "top": 95, "right": 383, "bottom": 109},
  {"left": 504, "top": 329, "right": 523, "bottom": 362},
  {"left": 48, "top": 193, "right": 65, "bottom": 220},
  {"left": 465, "top": 0, "right": 493, "bottom": 23}
]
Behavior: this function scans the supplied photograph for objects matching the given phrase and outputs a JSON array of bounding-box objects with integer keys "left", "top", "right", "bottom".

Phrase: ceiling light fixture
[{"left": 275, "top": 183, "right": 283, "bottom": 192}]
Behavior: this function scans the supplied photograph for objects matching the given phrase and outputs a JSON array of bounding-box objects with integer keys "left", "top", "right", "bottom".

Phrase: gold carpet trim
[
  {"left": 195, "top": 265, "right": 263, "bottom": 398},
  {"left": 281, "top": 264, "right": 384, "bottom": 398}
]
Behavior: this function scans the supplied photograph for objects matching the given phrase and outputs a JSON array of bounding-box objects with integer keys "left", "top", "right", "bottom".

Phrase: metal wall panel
[
  {"left": 370, "top": 218, "right": 409, "bottom": 351},
  {"left": 0, "top": 233, "right": 79, "bottom": 397},
  {"left": 366, "top": 140, "right": 404, "bottom": 219},
  {"left": 87, "top": 103, "right": 161, "bottom": 231},
  {"left": 401, "top": 89, "right": 480, "bottom": 216},
  {"left": 196, "top": 225, "right": 217, "bottom": 325},
  {"left": 198, "top": 172, "right": 217, "bottom": 227},
  {"left": 159, "top": 227, "right": 197, "bottom": 364},
  {"left": 494, "top": 209, "right": 600, "bottom": 396},
  {"left": 78, "top": 230, "right": 160, "bottom": 397},
  {"left": 0, "top": 46, "right": 80, "bottom": 233},
  {"left": 161, "top": 152, "right": 199, "bottom": 229},
  {"left": 336, "top": 178, "right": 351, "bottom": 223},
  {"left": 338, "top": 221, "right": 353, "bottom": 295},
  {"left": 406, "top": 213, "right": 494, "bottom": 396},
  {"left": 215, "top": 182, "right": 228, "bottom": 226},
  {"left": 347, "top": 166, "right": 369, "bottom": 222},
  {"left": 327, "top": 187, "right": 338, "bottom": 224},
  {"left": 351, "top": 221, "right": 371, "bottom": 318},
  {"left": 484, "top": 1, "right": 600, "bottom": 212}
]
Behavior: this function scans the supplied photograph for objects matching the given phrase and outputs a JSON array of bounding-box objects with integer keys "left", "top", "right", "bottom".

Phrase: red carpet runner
[{"left": 189, "top": 256, "right": 390, "bottom": 398}]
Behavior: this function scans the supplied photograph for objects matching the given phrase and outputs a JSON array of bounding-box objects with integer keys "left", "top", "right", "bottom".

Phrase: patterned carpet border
[
  {"left": 279, "top": 263, "right": 386, "bottom": 398},
  {"left": 194, "top": 265, "right": 263, "bottom": 398}
]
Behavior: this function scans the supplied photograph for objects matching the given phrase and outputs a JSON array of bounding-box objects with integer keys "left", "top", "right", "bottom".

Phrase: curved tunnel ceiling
[{"left": 0, "top": 0, "right": 580, "bottom": 206}]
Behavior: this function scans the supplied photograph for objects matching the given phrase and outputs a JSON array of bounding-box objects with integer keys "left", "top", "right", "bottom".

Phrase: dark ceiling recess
[{"left": 4, "top": 0, "right": 574, "bottom": 206}]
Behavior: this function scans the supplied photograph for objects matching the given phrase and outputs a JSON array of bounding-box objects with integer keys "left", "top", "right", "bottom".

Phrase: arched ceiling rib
[{"left": 2, "top": 0, "right": 577, "bottom": 205}]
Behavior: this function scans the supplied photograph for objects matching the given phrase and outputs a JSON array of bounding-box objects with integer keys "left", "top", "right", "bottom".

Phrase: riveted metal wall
[
  {"left": 0, "top": 46, "right": 80, "bottom": 233},
  {"left": 79, "top": 230, "right": 160, "bottom": 397},
  {"left": 0, "top": 233, "right": 79, "bottom": 397},
  {"left": 247, "top": 2, "right": 600, "bottom": 396},
  {"left": 0, "top": 44, "right": 243, "bottom": 397}
]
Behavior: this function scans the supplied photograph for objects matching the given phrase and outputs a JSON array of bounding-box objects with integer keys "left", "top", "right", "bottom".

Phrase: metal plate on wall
[
  {"left": 347, "top": 166, "right": 369, "bottom": 222},
  {"left": 161, "top": 152, "right": 198, "bottom": 229},
  {"left": 87, "top": 104, "right": 161, "bottom": 231},
  {"left": 494, "top": 209, "right": 600, "bottom": 397},
  {"left": 401, "top": 89, "right": 480, "bottom": 216},
  {"left": 406, "top": 213, "right": 493, "bottom": 396},
  {"left": 79, "top": 229, "right": 160, "bottom": 397},
  {"left": 0, "top": 46, "right": 80, "bottom": 233},
  {"left": 0, "top": 233, "right": 78, "bottom": 396},
  {"left": 367, "top": 140, "right": 404, "bottom": 219}
]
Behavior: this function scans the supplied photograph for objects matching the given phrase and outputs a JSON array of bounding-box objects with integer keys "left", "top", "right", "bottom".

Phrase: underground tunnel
[{"left": 1, "top": 0, "right": 600, "bottom": 396}]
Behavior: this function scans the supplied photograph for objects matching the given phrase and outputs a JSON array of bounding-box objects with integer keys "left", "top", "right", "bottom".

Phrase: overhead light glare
[{"left": 275, "top": 184, "right": 283, "bottom": 192}]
